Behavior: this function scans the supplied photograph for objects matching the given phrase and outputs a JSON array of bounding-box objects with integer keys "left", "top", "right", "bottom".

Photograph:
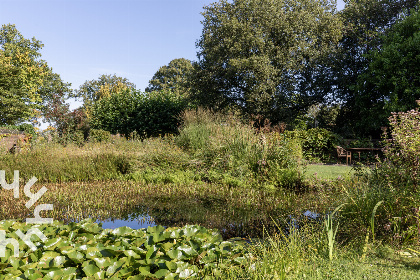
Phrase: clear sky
[{"left": 0, "top": 0, "right": 345, "bottom": 116}]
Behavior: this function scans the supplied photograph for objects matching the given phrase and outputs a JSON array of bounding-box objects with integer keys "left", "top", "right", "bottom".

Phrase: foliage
[
  {"left": 133, "top": 91, "right": 188, "bottom": 138},
  {"left": 192, "top": 0, "right": 343, "bottom": 123},
  {"left": 89, "top": 88, "right": 139, "bottom": 136},
  {"left": 0, "top": 123, "right": 37, "bottom": 143},
  {"left": 176, "top": 109, "right": 304, "bottom": 189},
  {"left": 0, "top": 54, "right": 31, "bottom": 125},
  {"left": 338, "top": 106, "right": 420, "bottom": 245},
  {"left": 74, "top": 74, "right": 136, "bottom": 113},
  {"left": 354, "top": 8, "right": 420, "bottom": 135},
  {"left": 91, "top": 89, "right": 188, "bottom": 138},
  {"left": 40, "top": 73, "right": 73, "bottom": 133},
  {"left": 145, "top": 58, "right": 194, "bottom": 97},
  {"left": 327, "top": 0, "right": 419, "bottom": 137},
  {"left": 0, "top": 24, "right": 72, "bottom": 126},
  {"left": 0, "top": 219, "right": 244, "bottom": 279},
  {"left": 385, "top": 103, "right": 420, "bottom": 188},
  {"left": 303, "top": 103, "right": 341, "bottom": 130},
  {"left": 284, "top": 128, "right": 340, "bottom": 162},
  {"left": 88, "top": 128, "right": 112, "bottom": 143},
  {"left": 0, "top": 24, "right": 48, "bottom": 124}
]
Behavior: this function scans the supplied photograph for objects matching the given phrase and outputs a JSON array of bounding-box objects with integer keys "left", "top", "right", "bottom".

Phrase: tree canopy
[
  {"left": 0, "top": 24, "right": 48, "bottom": 124},
  {"left": 145, "top": 58, "right": 193, "bottom": 96},
  {"left": 326, "top": 0, "right": 419, "bottom": 136},
  {"left": 74, "top": 74, "right": 136, "bottom": 111},
  {"left": 0, "top": 24, "right": 72, "bottom": 126},
  {"left": 353, "top": 8, "right": 420, "bottom": 133},
  {"left": 191, "top": 0, "right": 343, "bottom": 123}
]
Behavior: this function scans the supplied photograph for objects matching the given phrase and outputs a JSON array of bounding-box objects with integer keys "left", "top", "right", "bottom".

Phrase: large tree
[
  {"left": 354, "top": 8, "right": 420, "bottom": 133},
  {"left": 0, "top": 24, "right": 48, "bottom": 124},
  {"left": 145, "top": 58, "right": 193, "bottom": 96},
  {"left": 191, "top": 0, "right": 343, "bottom": 123},
  {"left": 0, "top": 24, "right": 72, "bottom": 126},
  {"left": 326, "top": 0, "right": 419, "bottom": 136}
]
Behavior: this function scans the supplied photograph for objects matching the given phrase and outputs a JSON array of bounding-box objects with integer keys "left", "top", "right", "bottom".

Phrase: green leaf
[
  {"left": 145, "top": 245, "right": 158, "bottom": 260},
  {"left": 112, "top": 226, "right": 133, "bottom": 236},
  {"left": 106, "top": 259, "right": 125, "bottom": 277},
  {"left": 154, "top": 269, "right": 170, "bottom": 278},
  {"left": 167, "top": 249, "right": 183, "bottom": 260},
  {"left": 83, "top": 263, "right": 100, "bottom": 276},
  {"left": 93, "top": 257, "right": 112, "bottom": 269},
  {"left": 65, "top": 250, "right": 85, "bottom": 264}
]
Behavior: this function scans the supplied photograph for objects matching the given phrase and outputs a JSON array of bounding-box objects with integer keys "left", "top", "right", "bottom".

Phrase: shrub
[
  {"left": 88, "top": 128, "right": 111, "bottom": 143},
  {"left": 91, "top": 89, "right": 188, "bottom": 138},
  {"left": 133, "top": 90, "right": 188, "bottom": 138},
  {"left": 340, "top": 104, "right": 420, "bottom": 244},
  {"left": 385, "top": 104, "right": 420, "bottom": 188},
  {"left": 284, "top": 128, "right": 340, "bottom": 162}
]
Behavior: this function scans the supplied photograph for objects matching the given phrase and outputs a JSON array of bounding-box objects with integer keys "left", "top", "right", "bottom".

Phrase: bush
[
  {"left": 284, "top": 128, "right": 340, "bottom": 162},
  {"left": 133, "top": 90, "right": 188, "bottom": 138},
  {"left": 91, "top": 89, "right": 189, "bottom": 138},
  {"left": 88, "top": 128, "right": 111, "bottom": 143}
]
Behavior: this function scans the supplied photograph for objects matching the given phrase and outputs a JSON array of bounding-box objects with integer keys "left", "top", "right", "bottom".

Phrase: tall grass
[
  {"left": 176, "top": 109, "right": 304, "bottom": 189},
  {"left": 0, "top": 143, "right": 133, "bottom": 182},
  {"left": 0, "top": 109, "right": 305, "bottom": 190}
]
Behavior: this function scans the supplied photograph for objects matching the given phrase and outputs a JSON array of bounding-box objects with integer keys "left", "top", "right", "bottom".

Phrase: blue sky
[{"left": 1, "top": 0, "right": 345, "bottom": 117}]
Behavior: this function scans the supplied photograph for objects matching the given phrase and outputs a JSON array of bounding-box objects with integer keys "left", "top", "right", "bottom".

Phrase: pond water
[
  {"left": 87, "top": 203, "right": 292, "bottom": 240},
  {"left": 94, "top": 209, "right": 321, "bottom": 239},
  {"left": 97, "top": 214, "right": 156, "bottom": 230}
]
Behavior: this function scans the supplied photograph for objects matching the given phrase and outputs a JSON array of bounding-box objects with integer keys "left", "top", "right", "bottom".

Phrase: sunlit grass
[{"left": 304, "top": 164, "right": 355, "bottom": 180}]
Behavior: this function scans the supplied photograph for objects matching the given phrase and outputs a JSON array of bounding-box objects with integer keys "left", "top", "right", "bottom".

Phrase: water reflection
[
  {"left": 97, "top": 214, "right": 156, "bottom": 230},
  {"left": 89, "top": 204, "right": 287, "bottom": 239}
]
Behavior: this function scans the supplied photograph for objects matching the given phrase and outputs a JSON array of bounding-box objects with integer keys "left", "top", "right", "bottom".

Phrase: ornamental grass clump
[{"left": 176, "top": 109, "right": 304, "bottom": 189}]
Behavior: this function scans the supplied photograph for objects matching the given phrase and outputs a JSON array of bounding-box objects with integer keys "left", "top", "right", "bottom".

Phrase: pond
[
  {"left": 86, "top": 202, "right": 294, "bottom": 240},
  {"left": 97, "top": 214, "right": 156, "bottom": 230},
  {"left": 0, "top": 181, "right": 321, "bottom": 240}
]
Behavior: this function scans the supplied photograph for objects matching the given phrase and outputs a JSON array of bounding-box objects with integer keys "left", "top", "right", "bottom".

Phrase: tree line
[{"left": 0, "top": 0, "right": 419, "bottom": 139}]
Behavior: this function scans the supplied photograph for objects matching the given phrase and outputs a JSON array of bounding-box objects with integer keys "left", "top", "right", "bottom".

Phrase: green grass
[{"left": 304, "top": 164, "right": 355, "bottom": 180}]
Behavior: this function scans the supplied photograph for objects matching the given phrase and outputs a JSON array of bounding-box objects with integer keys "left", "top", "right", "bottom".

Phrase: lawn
[{"left": 304, "top": 164, "right": 355, "bottom": 180}]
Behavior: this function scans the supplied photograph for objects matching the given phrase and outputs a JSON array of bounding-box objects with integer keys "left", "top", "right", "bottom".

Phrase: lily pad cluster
[{"left": 0, "top": 219, "right": 246, "bottom": 279}]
